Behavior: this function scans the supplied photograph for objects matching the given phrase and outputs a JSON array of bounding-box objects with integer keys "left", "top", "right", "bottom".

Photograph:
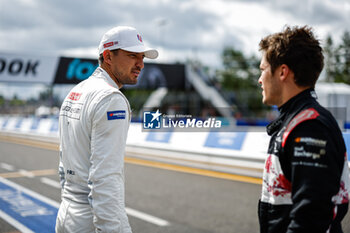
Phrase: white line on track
[
  {"left": 0, "top": 176, "right": 60, "bottom": 208},
  {"left": 0, "top": 167, "right": 171, "bottom": 228},
  {"left": 40, "top": 177, "right": 61, "bottom": 189},
  {"left": 18, "top": 169, "right": 35, "bottom": 178},
  {"left": 36, "top": 173, "right": 171, "bottom": 226},
  {"left": 0, "top": 210, "right": 35, "bottom": 233},
  {"left": 126, "top": 207, "right": 170, "bottom": 226},
  {"left": 0, "top": 162, "right": 15, "bottom": 171},
  {"left": 0, "top": 176, "right": 60, "bottom": 233}
]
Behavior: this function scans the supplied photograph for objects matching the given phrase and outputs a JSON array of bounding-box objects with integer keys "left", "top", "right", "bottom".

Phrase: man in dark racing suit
[{"left": 257, "top": 25, "right": 349, "bottom": 233}]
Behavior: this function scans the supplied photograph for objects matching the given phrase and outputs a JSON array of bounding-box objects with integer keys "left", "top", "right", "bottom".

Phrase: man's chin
[
  {"left": 262, "top": 98, "right": 270, "bottom": 106},
  {"left": 126, "top": 79, "right": 138, "bottom": 85}
]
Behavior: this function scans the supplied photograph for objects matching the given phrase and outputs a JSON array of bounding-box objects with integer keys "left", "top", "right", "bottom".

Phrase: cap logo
[
  {"left": 104, "top": 42, "right": 114, "bottom": 48},
  {"left": 103, "top": 41, "right": 119, "bottom": 49},
  {"left": 137, "top": 34, "right": 143, "bottom": 42}
]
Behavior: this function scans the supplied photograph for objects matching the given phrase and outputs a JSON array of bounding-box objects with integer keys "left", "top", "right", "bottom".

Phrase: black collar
[{"left": 266, "top": 88, "right": 316, "bottom": 135}]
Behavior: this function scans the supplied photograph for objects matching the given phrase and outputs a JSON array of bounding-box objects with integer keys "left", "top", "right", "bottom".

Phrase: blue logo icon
[
  {"left": 66, "top": 59, "right": 98, "bottom": 81},
  {"left": 143, "top": 110, "right": 162, "bottom": 129}
]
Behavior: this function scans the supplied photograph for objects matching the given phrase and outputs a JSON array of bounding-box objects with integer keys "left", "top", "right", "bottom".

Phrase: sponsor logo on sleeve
[
  {"left": 294, "top": 137, "right": 327, "bottom": 147},
  {"left": 107, "top": 110, "right": 126, "bottom": 120}
]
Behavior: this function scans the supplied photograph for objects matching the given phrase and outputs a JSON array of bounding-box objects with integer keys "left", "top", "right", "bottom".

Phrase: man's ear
[
  {"left": 103, "top": 50, "right": 111, "bottom": 65},
  {"left": 279, "top": 64, "right": 291, "bottom": 82}
]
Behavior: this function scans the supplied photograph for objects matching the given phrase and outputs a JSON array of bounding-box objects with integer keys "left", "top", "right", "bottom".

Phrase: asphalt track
[{"left": 0, "top": 136, "right": 349, "bottom": 233}]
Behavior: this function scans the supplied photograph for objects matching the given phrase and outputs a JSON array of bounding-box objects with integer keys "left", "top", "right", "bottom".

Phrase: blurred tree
[
  {"left": 39, "top": 86, "right": 53, "bottom": 101},
  {"left": 121, "top": 89, "right": 154, "bottom": 118},
  {"left": 10, "top": 95, "right": 25, "bottom": 106},
  {"left": 217, "top": 46, "right": 266, "bottom": 118},
  {"left": 38, "top": 86, "right": 61, "bottom": 107},
  {"left": 0, "top": 95, "right": 4, "bottom": 107},
  {"left": 337, "top": 31, "right": 350, "bottom": 84},
  {"left": 324, "top": 31, "right": 350, "bottom": 84},
  {"left": 324, "top": 35, "right": 337, "bottom": 82},
  {"left": 220, "top": 47, "right": 260, "bottom": 89}
]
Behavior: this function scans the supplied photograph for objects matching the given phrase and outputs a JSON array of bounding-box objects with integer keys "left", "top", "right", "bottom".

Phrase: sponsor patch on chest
[
  {"left": 67, "top": 92, "right": 82, "bottom": 101},
  {"left": 60, "top": 101, "right": 83, "bottom": 120}
]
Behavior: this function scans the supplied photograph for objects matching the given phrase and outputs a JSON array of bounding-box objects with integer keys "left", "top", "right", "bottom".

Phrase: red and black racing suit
[{"left": 258, "top": 88, "right": 349, "bottom": 233}]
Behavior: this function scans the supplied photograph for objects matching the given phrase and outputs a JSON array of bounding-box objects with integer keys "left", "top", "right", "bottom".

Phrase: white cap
[{"left": 98, "top": 26, "right": 158, "bottom": 59}]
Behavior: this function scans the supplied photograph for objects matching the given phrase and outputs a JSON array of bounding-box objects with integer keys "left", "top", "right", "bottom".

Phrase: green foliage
[
  {"left": 218, "top": 30, "right": 350, "bottom": 119},
  {"left": 219, "top": 47, "right": 260, "bottom": 90},
  {"left": 0, "top": 95, "right": 4, "bottom": 106},
  {"left": 217, "top": 46, "right": 267, "bottom": 117},
  {"left": 121, "top": 89, "right": 154, "bottom": 116},
  {"left": 324, "top": 31, "right": 350, "bottom": 84},
  {"left": 10, "top": 95, "right": 25, "bottom": 106}
]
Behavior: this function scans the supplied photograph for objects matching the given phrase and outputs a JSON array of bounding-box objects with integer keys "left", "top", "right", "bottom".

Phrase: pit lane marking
[
  {"left": 18, "top": 170, "right": 35, "bottom": 178},
  {"left": 125, "top": 207, "right": 169, "bottom": 226},
  {"left": 36, "top": 178, "right": 171, "bottom": 226},
  {"left": 0, "top": 210, "right": 35, "bottom": 233},
  {"left": 125, "top": 157, "right": 262, "bottom": 185},
  {"left": 40, "top": 177, "right": 61, "bottom": 189},
  {"left": 0, "top": 176, "right": 59, "bottom": 232},
  {"left": 0, "top": 163, "right": 15, "bottom": 171},
  {"left": 0, "top": 134, "right": 58, "bottom": 151},
  {"left": 0, "top": 169, "right": 57, "bottom": 179},
  {"left": 0, "top": 164, "right": 170, "bottom": 227},
  {"left": 0, "top": 135, "right": 263, "bottom": 185}
]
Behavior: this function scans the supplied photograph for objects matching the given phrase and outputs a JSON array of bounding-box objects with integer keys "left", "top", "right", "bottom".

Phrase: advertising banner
[
  {"left": 53, "top": 57, "right": 99, "bottom": 84},
  {"left": 0, "top": 52, "right": 59, "bottom": 84},
  {"left": 53, "top": 56, "right": 186, "bottom": 89},
  {"left": 0, "top": 52, "right": 187, "bottom": 89}
]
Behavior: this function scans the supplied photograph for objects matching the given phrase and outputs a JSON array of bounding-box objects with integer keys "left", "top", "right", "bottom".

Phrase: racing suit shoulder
[
  {"left": 259, "top": 102, "right": 349, "bottom": 233},
  {"left": 281, "top": 108, "right": 320, "bottom": 148},
  {"left": 283, "top": 117, "right": 349, "bottom": 232},
  {"left": 79, "top": 74, "right": 130, "bottom": 120}
]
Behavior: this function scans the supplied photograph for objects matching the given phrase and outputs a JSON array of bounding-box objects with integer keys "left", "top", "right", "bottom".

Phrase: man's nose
[{"left": 136, "top": 57, "right": 144, "bottom": 69}]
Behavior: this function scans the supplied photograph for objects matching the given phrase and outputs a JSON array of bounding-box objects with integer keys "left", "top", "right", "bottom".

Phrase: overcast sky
[
  {"left": 1, "top": 0, "right": 349, "bottom": 68},
  {"left": 0, "top": 0, "right": 350, "bottom": 99}
]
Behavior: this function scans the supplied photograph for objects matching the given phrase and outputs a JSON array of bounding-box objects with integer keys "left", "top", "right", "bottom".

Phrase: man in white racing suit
[{"left": 56, "top": 26, "right": 158, "bottom": 233}]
